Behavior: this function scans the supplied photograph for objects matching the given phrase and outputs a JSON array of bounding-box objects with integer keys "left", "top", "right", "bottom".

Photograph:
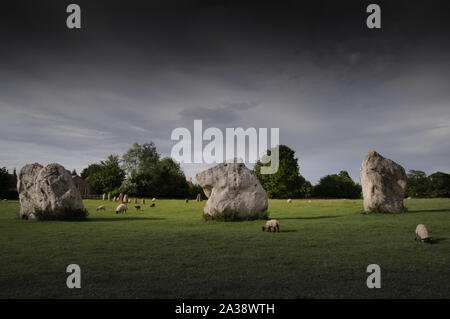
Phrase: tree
[
  {"left": 154, "top": 157, "right": 190, "bottom": 198},
  {"left": 90, "top": 154, "right": 125, "bottom": 194},
  {"left": 405, "top": 170, "right": 429, "bottom": 198},
  {"left": 119, "top": 142, "right": 192, "bottom": 198},
  {"left": 312, "top": 171, "right": 361, "bottom": 199},
  {"left": 0, "top": 167, "right": 10, "bottom": 197},
  {"left": 71, "top": 169, "right": 77, "bottom": 176},
  {"left": 254, "top": 145, "right": 309, "bottom": 198},
  {"left": 122, "top": 142, "right": 159, "bottom": 176},
  {"left": 80, "top": 164, "right": 102, "bottom": 180},
  {"left": 428, "top": 172, "right": 450, "bottom": 198}
]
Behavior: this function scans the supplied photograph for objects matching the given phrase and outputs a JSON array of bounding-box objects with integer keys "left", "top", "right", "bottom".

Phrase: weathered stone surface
[
  {"left": 17, "top": 163, "right": 84, "bottom": 219},
  {"left": 196, "top": 159, "right": 268, "bottom": 218},
  {"left": 360, "top": 151, "right": 407, "bottom": 213}
]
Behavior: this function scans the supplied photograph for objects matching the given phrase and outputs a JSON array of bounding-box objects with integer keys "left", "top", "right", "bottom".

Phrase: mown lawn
[{"left": 0, "top": 198, "right": 449, "bottom": 298}]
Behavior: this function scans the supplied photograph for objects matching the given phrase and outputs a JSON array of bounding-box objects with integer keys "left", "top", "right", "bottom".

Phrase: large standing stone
[
  {"left": 17, "top": 163, "right": 84, "bottom": 219},
  {"left": 360, "top": 151, "right": 407, "bottom": 213},
  {"left": 196, "top": 159, "right": 268, "bottom": 219}
]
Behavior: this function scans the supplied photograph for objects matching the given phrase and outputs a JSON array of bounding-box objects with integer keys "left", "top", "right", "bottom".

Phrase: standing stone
[
  {"left": 142, "top": 198, "right": 145, "bottom": 204},
  {"left": 360, "top": 151, "right": 407, "bottom": 213},
  {"left": 108, "top": 193, "right": 111, "bottom": 201},
  {"left": 196, "top": 158, "right": 268, "bottom": 219},
  {"left": 196, "top": 193, "right": 201, "bottom": 202},
  {"left": 118, "top": 193, "right": 123, "bottom": 202},
  {"left": 102, "top": 193, "right": 106, "bottom": 201},
  {"left": 17, "top": 163, "right": 84, "bottom": 219},
  {"left": 123, "top": 194, "right": 128, "bottom": 203},
  {"left": 134, "top": 198, "right": 137, "bottom": 204}
]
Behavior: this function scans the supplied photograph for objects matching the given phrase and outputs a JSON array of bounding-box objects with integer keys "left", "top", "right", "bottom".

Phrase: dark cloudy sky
[{"left": 1, "top": 0, "right": 449, "bottom": 183}]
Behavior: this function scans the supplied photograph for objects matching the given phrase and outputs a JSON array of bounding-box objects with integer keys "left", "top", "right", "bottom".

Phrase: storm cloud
[{"left": 1, "top": 0, "right": 449, "bottom": 183}]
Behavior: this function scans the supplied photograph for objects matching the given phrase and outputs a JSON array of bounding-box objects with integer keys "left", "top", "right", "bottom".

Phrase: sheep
[
  {"left": 415, "top": 224, "right": 432, "bottom": 243},
  {"left": 135, "top": 205, "right": 141, "bottom": 211},
  {"left": 152, "top": 198, "right": 156, "bottom": 202},
  {"left": 150, "top": 203, "right": 155, "bottom": 207},
  {"left": 262, "top": 219, "right": 280, "bottom": 232},
  {"left": 287, "top": 199, "right": 292, "bottom": 203},
  {"left": 96, "top": 205, "right": 106, "bottom": 211},
  {"left": 308, "top": 200, "right": 312, "bottom": 203},
  {"left": 116, "top": 203, "right": 127, "bottom": 214},
  {"left": 185, "top": 198, "right": 189, "bottom": 203}
]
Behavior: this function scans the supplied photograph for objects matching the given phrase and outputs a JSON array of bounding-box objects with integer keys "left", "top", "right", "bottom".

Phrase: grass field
[{"left": 0, "top": 198, "right": 449, "bottom": 299}]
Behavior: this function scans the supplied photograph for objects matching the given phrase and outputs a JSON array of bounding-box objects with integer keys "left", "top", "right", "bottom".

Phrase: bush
[
  {"left": 34, "top": 207, "right": 89, "bottom": 221},
  {"left": 203, "top": 210, "right": 269, "bottom": 222}
]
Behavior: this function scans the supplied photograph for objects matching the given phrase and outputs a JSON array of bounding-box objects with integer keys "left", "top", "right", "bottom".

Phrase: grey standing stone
[
  {"left": 17, "top": 163, "right": 84, "bottom": 219},
  {"left": 360, "top": 151, "right": 407, "bottom": 213},
  {"left": 196, "top": 158, "right": 268, "bottom": 219}
]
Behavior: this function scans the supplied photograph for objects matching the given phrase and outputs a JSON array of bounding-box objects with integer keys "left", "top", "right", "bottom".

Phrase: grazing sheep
[
  {"left": 116, "top": 203, "right": 127, "bottom": 214},
  {"left": 262, "top": 219, "right": 280, "bottom": 232},
  {"left": 308, "top": 200, "right": 312, "bottom": 203},
  {"left": 135, "top": 205, "right": 141, "bottom": 211},
  {"left": 150, "top": 203, "right": 155, "bottom": 207},
  {"left": 287, "top": 199, "right": 292, "bottom": 203},
  {"left": 96, "top": 205, "right": 106, "bottom": 211},
  {"left": 185, "top": 198, "right": 189, "bottom": 203},
  {"left": 415, "top": 224, "right": 432, "bottom": 243},
  {"left": 152, "top": 198, "right": 156, "bottom": 202}
]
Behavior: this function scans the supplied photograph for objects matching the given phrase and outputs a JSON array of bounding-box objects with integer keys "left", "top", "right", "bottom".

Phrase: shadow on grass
[
  {"left": 280, "top": 229, "right": 298, "bottom": 233},
  {"left": 430, "top": 237, "right": 448, "bottom": 244},
  {"left": 87, "top": 217, "right": 166, "bottom": 222},
  {"left": 405, "top": 209, "right": 450, "bottom": 214},
  {"left": 277, "top": 215, "right": 343, "bottom": 220}
]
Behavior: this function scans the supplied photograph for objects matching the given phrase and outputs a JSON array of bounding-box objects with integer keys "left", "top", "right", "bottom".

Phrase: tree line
[
  {"left": 1, "top": 143, "right": 449, "bottom": 200},
  {"left": 79, "top": 142, "right": 204, "bottom": 199}
]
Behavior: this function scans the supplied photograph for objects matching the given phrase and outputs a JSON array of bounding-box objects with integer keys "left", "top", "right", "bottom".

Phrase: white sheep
[
  {"left": 262, "top": 219, "right": 280, "bottom": 232},
  {"left": 415, "top": 224, "right": 432, "bottom": 243},
  {"left": 152, "top": 198, "right": 156, "bottom": 202},
  {"left": 287, "top": 199, "right": 292, "bottom": 203},
  {"left": 116, "top": 203, "right": 127, "bottom": 214},
  {"left": 96, "top": 205, "right": 106, "bottom": 211}
]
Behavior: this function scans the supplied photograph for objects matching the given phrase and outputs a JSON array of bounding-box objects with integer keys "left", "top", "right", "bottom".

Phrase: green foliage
[
  {"left": 0, "top": 167, "right": 17, "bottom": 199},
  {"left": 0, "top": 167, "right": 10, "bottom": 197},
  {"left": 405, "top": 170, "right": 450, "bottom": 198},
  {"left": 428, "top": 172, "right": 450, "bottom": 198},
  {"left": 34, "top": 207, "right": 89, "bottom": 221},
  {"left": 312, "top": 170, "right": 361, "bottom": 199},
  {"left": 203, "top": 210, "right": 269, "bottom": 222},
  {"left": 119, "top": 142, "right": 192, "bottom": 198},
  {"left": 89, "top": 155, "right": 125, "bottom": 194},
  {"left": 406, "top": 170, "right": 430, "bottom": 197},
  {"left": 254, "top": 145, "right": 309, "bottom": 199},
  {"left": 80, "top": 163, "right": 102, "bottom": 180}
]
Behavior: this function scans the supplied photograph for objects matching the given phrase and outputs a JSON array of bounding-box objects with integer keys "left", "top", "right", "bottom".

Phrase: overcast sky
[{"left": 1, "top": 0, "right": 449, "bottom": 183}]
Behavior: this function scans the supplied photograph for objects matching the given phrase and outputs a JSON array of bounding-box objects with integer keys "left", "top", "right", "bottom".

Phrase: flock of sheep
[{"left": 95, "top": 195, "right": 432, "bottom": 242}]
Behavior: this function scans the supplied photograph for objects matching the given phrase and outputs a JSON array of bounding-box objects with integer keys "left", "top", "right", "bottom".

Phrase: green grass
[{"left": 0, "top": 198, "right": 449, "bottom": 299}]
